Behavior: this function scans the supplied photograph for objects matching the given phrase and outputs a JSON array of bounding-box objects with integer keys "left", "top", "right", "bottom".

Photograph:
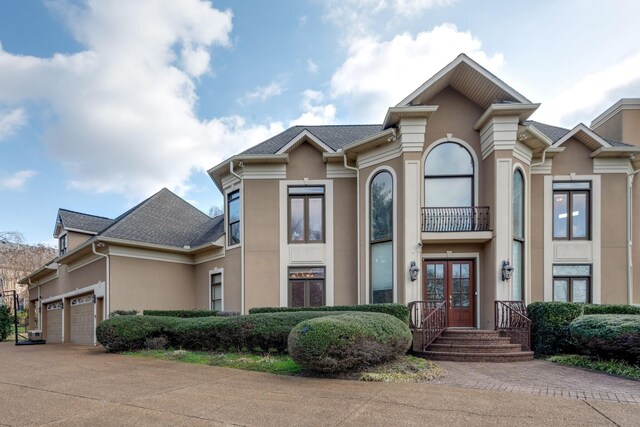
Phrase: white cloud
[
  {"left": 238, "top": 80, "right": 286, "bottom": 105},
  {"left": 329, "top": 24, "right": 503, "bottom": 123},
  {"left": 0, "top": 108, "right": 26, "bottom": 141},
  {"left": 533, "top": 51, "right": 640, "bottom": 127},
  {"left": 289, "top": 90, "right": 337, "bottom": 126},
  {"left": 307, "top": 59, "right": 318, "bottom": 74},
  {"left": 0, "top": 170, "right": 36, "bottom": 190},
  {"left": 0, "top": 0, "right": 283, "bottom": 198}
]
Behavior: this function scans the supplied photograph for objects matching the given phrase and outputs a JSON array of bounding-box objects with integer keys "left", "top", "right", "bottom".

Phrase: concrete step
[
  {"left": 421, "top": 351, "right": 534, "bottom": 363},
  {"left": 440, "top": 329, "right": 502, "bottom": 338},
  {"left": 434, "top": 336, "right": 512, "bottom": 345},
  {"left": 428, "top": 343, "right": 523, "bottom": 354}
]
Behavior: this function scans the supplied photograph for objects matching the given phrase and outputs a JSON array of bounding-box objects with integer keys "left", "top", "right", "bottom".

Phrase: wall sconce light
[
  {"left": 501, "top": 260, "right": 514, "bottom": 281},
  {"left": 409, "top": 261, "right": 420, "bottom": 282}
]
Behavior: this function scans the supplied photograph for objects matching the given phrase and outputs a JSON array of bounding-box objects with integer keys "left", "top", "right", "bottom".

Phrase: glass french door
[{"left": 424, "top": 260, "right": 475, "bottom": 327}]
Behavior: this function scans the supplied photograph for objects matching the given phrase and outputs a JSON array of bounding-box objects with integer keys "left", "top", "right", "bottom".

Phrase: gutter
[
  {"left": 530, "top": 146, "right": 550, "bottom": 168},
  {"left": 627, "top": 166, "right": 640, "bottom": 305},
  {"left": 230, "top": 161, "right": 245, "bottom": 314},
  {"left": 92, "top": 242, "right": 110, "bottom": 320},
  {"left": 343, "top": 152, "right": 361, "bottom": 304}
]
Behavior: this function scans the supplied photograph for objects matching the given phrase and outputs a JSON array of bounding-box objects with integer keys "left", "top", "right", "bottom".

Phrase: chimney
[{"left": 591, "top": 99, "right": 640, "bottom": 147}]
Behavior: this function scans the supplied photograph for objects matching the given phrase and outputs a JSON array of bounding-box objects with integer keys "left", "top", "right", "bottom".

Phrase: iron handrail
[
  {"left": 421, "top": 206, "right": 491, "bottom": 232},
  {"left": 494, "top": 300, "right": 531, "bottom": 351},
  {"left": 408, "top": 300, "right": 447, "bottom": 352}
]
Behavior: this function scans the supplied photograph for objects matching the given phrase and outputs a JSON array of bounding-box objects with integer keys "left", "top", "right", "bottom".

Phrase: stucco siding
[{"left": 333, "top": 177, "right": 358, "bottom": 305}]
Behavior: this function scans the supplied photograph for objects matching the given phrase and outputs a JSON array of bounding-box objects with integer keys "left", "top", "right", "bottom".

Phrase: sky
[{"left": 1, "top": 0, "right": 640, "bottom": 246}]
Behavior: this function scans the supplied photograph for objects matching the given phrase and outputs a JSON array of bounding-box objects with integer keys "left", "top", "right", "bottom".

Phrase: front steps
[{"left": 413, "top": 328, "right": 534, "bottom": 362}]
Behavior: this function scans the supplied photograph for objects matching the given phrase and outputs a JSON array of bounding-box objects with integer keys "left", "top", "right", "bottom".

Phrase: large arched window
[
  {"left": 370, "top": 171, "right": 393, "bottom": 304},
  {"left": 512, "top": 169, "right": 525, "bottom": 301},
  {"left": 424, "top": 142, "right": 474, "bottom": 207}
]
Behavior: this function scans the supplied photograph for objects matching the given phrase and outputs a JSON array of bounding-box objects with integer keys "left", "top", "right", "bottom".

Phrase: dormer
[{"left": 53, "top": 209, "right": 114, "bottom": 256}]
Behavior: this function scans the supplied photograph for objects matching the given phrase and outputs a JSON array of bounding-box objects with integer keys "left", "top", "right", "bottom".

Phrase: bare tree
[{"left": 208, "top": 205, "right": 223, "bottom": 217}]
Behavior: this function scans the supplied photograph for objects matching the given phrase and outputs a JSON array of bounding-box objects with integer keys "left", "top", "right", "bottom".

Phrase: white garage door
[
  {"left": 46, "top": 302, "right": 63, "bottom": 343},
  {"left": 70, "top": 295, "right": 95, "bottom": 345}
]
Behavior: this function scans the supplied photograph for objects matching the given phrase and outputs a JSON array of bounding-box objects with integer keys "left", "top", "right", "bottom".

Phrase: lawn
[
  {"left": 128, "top": 349, "right": 445, "bottom": 382},
  {"left": 549, "top": 355, "right": 640, "bottom": 380}
]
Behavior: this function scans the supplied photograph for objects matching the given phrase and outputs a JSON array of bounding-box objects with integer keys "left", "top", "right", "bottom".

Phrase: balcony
[{"left": 421, "top": 207, "right": 492, "bottom": 243}]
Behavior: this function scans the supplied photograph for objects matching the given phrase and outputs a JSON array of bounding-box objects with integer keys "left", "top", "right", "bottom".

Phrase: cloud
[
  {"left": 533, "top": 51, "right": 640, "bottom": 127},
  {"left": 237, "top": 80, "right": 286, "bottom": 105},
  {"left": 307, "top": 59, "right": 318, "bottom": 74},
  {"left": 289, "top": 90, "right": 337, "bottom": 126},
  {"left": 0, "top": 0, "right": 282, "bottom": 199},
  {"left": 329, "top": 24, "right": 504, "bottom": 122},
  {"left": 0, "top": 108, "right": 26, "bottom": 141},
  {"left": 0, "top": 170, "right": 36, "bottom": 190}
]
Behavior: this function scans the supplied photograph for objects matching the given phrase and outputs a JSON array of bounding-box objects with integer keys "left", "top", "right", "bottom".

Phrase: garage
[
  {"left": 46, "top": 302, "right": 63, "bottom": 343},
  {"left": 70, "top": 294, "right": 95, "bottom": 345}
]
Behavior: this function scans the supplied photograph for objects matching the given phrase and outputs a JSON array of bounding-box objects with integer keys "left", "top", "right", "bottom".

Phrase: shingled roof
[
  {"left": 241, "top": 125, "right": 382, "bottom": 155},
  {"left": 526, "top": 120, "right": 631, "bottom": 147},
  {"left": 57, "top": 209, "right": 114, "bottom": 234}
]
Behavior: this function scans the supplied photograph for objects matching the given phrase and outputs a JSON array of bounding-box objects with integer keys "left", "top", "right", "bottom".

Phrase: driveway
[{"left": 0, "top": 342, "right": 638, "bottom": 426}]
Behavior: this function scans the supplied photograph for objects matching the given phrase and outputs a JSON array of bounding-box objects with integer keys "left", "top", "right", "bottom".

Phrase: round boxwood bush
[
  {"left": 96, "top": 315, "right": 180, "bottom": 352},
  {"left": 287, "top": 312, "right": 412, "bottom": 373},
  {"left": 570, "top": 314, "right": 640, "bottom": 364}
]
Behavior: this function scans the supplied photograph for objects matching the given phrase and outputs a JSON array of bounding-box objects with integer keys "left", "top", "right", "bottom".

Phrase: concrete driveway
[{"left": 0, "top": 342, "right": 638, "bottom": 426}]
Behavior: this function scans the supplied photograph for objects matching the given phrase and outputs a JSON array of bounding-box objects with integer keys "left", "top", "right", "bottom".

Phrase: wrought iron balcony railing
[{"left": 421, "top": 206, "right": 491, "bottom": 232}]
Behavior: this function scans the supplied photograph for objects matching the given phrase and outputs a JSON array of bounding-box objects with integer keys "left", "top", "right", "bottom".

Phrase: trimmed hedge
[
  {"left": 248, "top": 303, "right": 409, "bottom": 324},
  {"left": 110, "top": 310, "right": 138, "bottom": 316},
  {"left": 142, "top": 310, "right": 218, "bottom": 318},
  {"left": 582, "top": 304, "right": 640, "bottom": 315},
  {"left": 570, "top": 314, "right": 640, "bottom": 364},
  {"left": 527, "top": 302, "right": 583, "bottom": 355},
  {"left": 97, "top": 311, "right": 356, "bottom": 353},
  {"left": 287, "top": 313, "right": 412, "bottom": 372}
]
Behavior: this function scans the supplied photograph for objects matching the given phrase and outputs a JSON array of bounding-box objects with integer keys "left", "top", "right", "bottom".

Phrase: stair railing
[
  {"left": 494, "top": 300, "right": 531, "bottom": 351},
  {"left": 408, "top": 300, "right": 447, "bottom": 352}
]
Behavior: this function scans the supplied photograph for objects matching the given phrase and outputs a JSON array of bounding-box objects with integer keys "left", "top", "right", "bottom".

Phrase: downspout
[
  {"left": 627, "top": 166, "right": 640, "bottom": 305},
  {"left": 230, "top": 160, "right": 245, "bottom": 314},
  {"left": 530, "top": 146, "right": 550, "bottom": 168},
  {"left": 343, "top": 152, "right": 361, "bottom": 304},
  {"left": 92, "top": 242, "right": 109, "bottom": 319}
]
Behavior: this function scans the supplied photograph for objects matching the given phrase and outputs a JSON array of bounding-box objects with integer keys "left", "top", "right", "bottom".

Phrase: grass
[
  {"left": 549, "top": 354, "right": 640, "bottom": 380},
  {"left": 128, "top": 349, "right": 445, "bottom": 382}
]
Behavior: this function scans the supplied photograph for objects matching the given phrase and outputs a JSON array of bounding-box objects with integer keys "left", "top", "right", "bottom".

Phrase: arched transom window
[
  {"left": 370, "top": 170, "right": 393, "bottom": 304},
  {"left": 424, "top": 142, "right": 474, "bottom": 207}
]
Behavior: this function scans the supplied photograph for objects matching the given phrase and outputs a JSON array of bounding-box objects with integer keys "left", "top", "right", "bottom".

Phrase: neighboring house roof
[
  {"left": 99, "top": 188, "right": 221, "bottom": 248},
  {"left": 56, "top": 209, "right": 114, "bottom": 236},
  {"left": 525, "top": 120, "right": 631, "bottom": 148},
  {"left": 241, "top": 125, "right": 382, "bottom": 155}
]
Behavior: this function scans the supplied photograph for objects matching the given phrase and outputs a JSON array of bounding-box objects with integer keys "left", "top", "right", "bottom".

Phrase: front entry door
[{"left": 424, "top": 260, "right": 474, "bottom": 327}]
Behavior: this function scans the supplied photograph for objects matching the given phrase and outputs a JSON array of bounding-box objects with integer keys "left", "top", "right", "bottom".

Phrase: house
[{"left": 22, "top": 54, "right": 640, "bottom": 347}]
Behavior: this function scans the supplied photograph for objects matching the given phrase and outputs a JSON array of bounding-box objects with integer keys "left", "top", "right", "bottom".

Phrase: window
[
  {"left": 288, "top": 267, "right": 325, "bottom": 307},
  {"left": 288, "top": 186, "right": 324, "bottom": 243},
  {"left": 210, "top": 271, "right": 223, "bottom": 311},
  {"left": 227, "top": 190, "right": 240, "bottom": 246},
  {"left": 424, "top": 142, "right": 474, "bottom": 207},
  {"left": 553, "top": 264, "right": 591, "bottom": 303},
  {"left": 370, "top": 171, "right": 393, "bottom": 304},
  {"left": 59, "top": 234, "right": 68, "bottom": 256},
  {"left": 512, "top": 169, "right": 525, "bottom": 301},
  {"left": 553, "top": 182, "right": 590, "bottom": 240}
]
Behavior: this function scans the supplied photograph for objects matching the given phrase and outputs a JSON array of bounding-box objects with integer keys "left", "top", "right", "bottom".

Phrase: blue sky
[{"left": 1, "top": 0, "right": 640, "bottom": 246}]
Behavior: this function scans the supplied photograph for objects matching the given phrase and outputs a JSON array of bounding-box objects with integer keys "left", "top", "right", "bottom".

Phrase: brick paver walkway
[{"left": 433, "top": 360, "right": 640, "bottom": 404}]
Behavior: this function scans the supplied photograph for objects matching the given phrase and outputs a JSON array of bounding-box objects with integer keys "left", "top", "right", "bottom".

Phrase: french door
[{"left": 424, "top": 260, "right": 475, "bottom": 327}]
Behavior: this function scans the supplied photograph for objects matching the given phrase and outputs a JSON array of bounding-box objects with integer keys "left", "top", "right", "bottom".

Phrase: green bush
[
  {"left": 249, "top": 303, "right": 409, "bottom": 324},
  {"left": 97, "top": 311, "right": 349, "bottom": 353},
  {"left": 287, "top": 313, "right": 412, "bottom": 373},
  {"left": 142, "top": 310, "right": 217, "bottom": 318},
  {"left": 110, "top": 310, "right": 138, "bottom": 316},
  {"left": 0, "top": 305, "right": 12, "bottom": 341},
  {"left": 527, "top": 302, "right": 583, "bottom": 355},
  {"left": 570, "top": 314, "right": 640, "bottom": 364},
  {"left": 582, "top": 304, "right": 640, "bottom": 315}
]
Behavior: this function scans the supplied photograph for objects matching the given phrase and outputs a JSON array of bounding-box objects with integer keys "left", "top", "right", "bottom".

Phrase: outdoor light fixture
[
  {"left": 409, "top": 261, "right": 420, "bottom": 282},
  {"left": 501, "top": 260, "right": 514, "bottom": 281}
]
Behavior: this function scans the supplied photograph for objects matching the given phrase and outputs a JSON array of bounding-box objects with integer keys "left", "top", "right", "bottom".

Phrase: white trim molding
[{"left": 208, "top": 268, "right": 224, "bottom": 311}]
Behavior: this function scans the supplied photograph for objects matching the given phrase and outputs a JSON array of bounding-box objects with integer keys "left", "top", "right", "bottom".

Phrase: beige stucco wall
[
  {"left": 530, "top": 173, "right": 545, "bottom": 302},
  {"left": 38, "top": 276, "right": 61, "bottom": 300},
  {"left": 551, "top": 139, "right": 593, "bottom": 175},
  {"left": 634, "top": 176, "right": 640, "bottom": 304},
  {"left": 68, "top": 258, "right": 106, "bottom": 291},
  {"left": 333, "top": 177, "right": 358, "bottom": 305},
  {"left": 592, "top": 110, "right": 623, "bottom": 142},
  {"left": 109, "top": 256, "right": 195, "bottom": 312},
  {"left": 193, "top": 247, "right": 240, "bottom": 311},
  {"left": 286, "top": 142, "right": 326, "bottom": 180},
  {"left": 622, "top": 109, "right": 640, "bottom": 147},
  {"left": 66, "top": 231, "right": 92, "bottom": 252}
]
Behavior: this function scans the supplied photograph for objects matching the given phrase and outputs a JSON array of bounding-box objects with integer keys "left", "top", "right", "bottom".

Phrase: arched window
[
  {"left": 512, "top": 169, "right": 525, "bottom": 301},
  {"left": 370, "top": 171, "right": 393, "bottom": 304},
  {"left": 424, "top": 142, "right": 474, "bottom": 207}
]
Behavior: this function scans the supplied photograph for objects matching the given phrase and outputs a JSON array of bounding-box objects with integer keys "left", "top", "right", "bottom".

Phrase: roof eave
[
  {"left": 342, "top": 128, "right": 397, "bottom": 156},
  {"left": 382, "top": 106, "right": 439, "bottom": 130},
  {"left": 552, "top": 124, "right": 612, "bottom": 150},
  {"left": 590, "top": 147, "right": 640, "bottom": 158},
  {"left": 207, "top": 154, "right": 289, "bottom": 191},
  {"left": 474, "top": 103, "right": 540, "bottom": 131}
]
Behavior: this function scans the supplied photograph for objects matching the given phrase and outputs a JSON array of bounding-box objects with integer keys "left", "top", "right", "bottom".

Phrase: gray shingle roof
[
  {"left": 99, "top": 188, "right": 220, "bottom": 248},
  {"left": 58, "top": 209, "right": 113, "bottom": 234},
  {"left": 526, "top": 120, "right": 632, "bottom": 147},
  {"left": 190, "top": 215, "right": 225, "bottom": 247},
  {"left": 241, "top": 125, "right": 382, "bottom": 155}
]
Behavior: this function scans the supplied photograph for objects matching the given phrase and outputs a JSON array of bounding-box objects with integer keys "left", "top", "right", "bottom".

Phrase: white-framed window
[
  {"left": 370, "top": 170, "right": 394, "bottom": 304},
  {"left": 288, "top": 267, "right": 325, "bottom": 307},
  {"left": 553, "top": 265, "right": 591, "bottom": 303},
  {"left": 210, "top": 269, "right": 223, "bottom": 311},
  {"left": 424, "top": 142, "right": 474, "bottom": 207},
  {"left": 227, "top": 190, "right": 240, "bottom": 247},
  {"left": 288, "top": 186, "right": 325, "bottom": 243},
  {"left": 59, "top": 233, "right": 68, "bottom": 256},
  {"left": 512, "top": 168, "right": 525, "bottom": 301}
]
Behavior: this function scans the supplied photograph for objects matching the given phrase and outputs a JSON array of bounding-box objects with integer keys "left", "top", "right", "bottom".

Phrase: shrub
[
  {"left": 97, "top": 311, "right": 348, "bottom": 353},
  {"left": 249, "top": 303, "right": 409, "bottom": 324},
  {"left": 0, "top": 305, "right": 12, "bottom": 341},
  {"left": 570, "top": 314, "right": 640, "bottom": 364},
  {"left": 582, "top": 304, "right": 640, "bottom": 315},
  {"left": 142, "top": 310, "right": 217, "bottom": 318},
  {"left": 527, "top": 302, "right": 583, "bottom": 355},
  {"left": 109, "top": 310, "right": 138, "bottom": 316},
  {"left": 287, "top": 312, "right": 412, "bottom": 373}
]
